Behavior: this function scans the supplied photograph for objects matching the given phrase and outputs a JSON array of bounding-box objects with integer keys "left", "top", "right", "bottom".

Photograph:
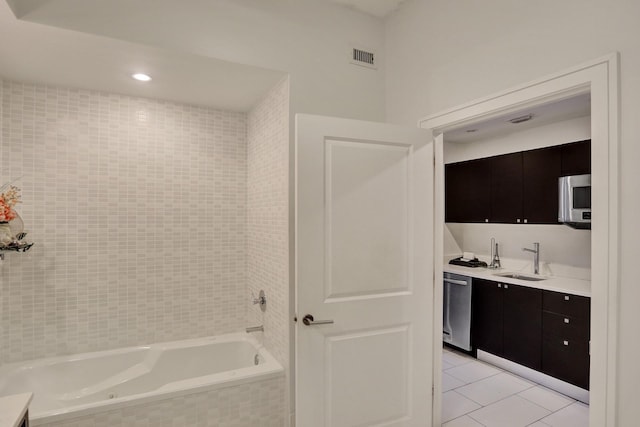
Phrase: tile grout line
[{"left": 442, "top": 349, "right": 586, "bottom": 426}]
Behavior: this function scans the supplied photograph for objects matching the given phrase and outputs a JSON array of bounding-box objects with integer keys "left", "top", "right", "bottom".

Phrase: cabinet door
[
  {"left": 523, "top": 146, "right": 562, "bottom": 224},
  {"left": 490, "top": 153, "right": 523, "bottom": 223},
  {"left": 542, "top": 336, "right": 590, "bottom": 389},
  {"left": 472, "top": 279, "right": 503, "bottom": 356},
  {"left": 445, "top": 158, "right": 492, "bottom": 222},
  {"left": 502, "top": 284, "right": 542, "bottom": 370},
  {"left": 561, "top": 140, "right": 591, "bottom": 176}
]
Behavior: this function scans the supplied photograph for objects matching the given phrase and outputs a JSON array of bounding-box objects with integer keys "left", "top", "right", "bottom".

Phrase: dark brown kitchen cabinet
[
  {"left": 541, "top": 291, "right": 590, "bottom": 389},
  {"left": 561, "top": 140, "right": 591, "bottom": 176},
  {"left": 522, "top": 146, "right": 562, "bottom": 224},
  {"left": 472, "top": 279, "right": 504, "bottom": 356},
  {"left": 445, "top": 140, "right": 590, "bottom": 224},
  {"left": 490, "top": 153, "right": 523, "bottom": 223},
  {"left": 445, "top": 158, "right": 492, "bottom": 222},
  {"left": 472, "top": 279, "right": 542, "bottom": 369}
]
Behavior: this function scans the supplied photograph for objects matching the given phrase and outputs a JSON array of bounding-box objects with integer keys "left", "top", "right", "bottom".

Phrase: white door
[{"left": 295, "top": 114, "right": 434, "bottom": 427}]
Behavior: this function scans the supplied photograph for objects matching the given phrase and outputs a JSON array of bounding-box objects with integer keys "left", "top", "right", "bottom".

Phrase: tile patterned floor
[{"left": 442, "top": 347, "right": 589, "bottom": 427}]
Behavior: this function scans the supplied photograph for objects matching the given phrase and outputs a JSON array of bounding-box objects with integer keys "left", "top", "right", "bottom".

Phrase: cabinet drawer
[
  {"left": 542, "top": 336, "right": 590, "bottom": 390},
  {"left": 542, "top": 311, "right": 590, "bottom": 340},
  {"left": 543, "top": 291, "right": 590, "bottom": 319}
]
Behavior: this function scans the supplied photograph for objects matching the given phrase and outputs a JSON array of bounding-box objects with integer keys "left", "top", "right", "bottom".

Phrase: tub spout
[{"left": 246, "top": 325, "right": 264, "bottom": 333}]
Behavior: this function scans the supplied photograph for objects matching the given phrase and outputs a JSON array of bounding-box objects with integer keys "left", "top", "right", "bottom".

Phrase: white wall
[{"left": 385, "top": 0, "right": 640, "bottom": 422}]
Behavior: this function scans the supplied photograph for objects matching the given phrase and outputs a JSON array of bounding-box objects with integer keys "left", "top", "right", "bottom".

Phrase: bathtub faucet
[{"left": 246, "top": 325, "right": 264, "bottom": 333}]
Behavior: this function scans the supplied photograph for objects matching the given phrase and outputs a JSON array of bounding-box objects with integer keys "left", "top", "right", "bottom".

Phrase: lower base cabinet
[
  {"left": 541, "top": 290, "right": 591, "bottom": 389},
  {"left": 542, "top": 336, "right": 590, "bottom": 390},
  {"left": 472, "top": 279, "right": 590, "bottom": 390},
  {"left": 472, "top": 279, "right": 542, "bottom": 369}
]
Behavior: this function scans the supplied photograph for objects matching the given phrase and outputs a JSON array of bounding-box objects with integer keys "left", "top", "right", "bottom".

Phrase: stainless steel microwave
[{"left": 558, "top": 174, "right": 591, "bottom": 229}]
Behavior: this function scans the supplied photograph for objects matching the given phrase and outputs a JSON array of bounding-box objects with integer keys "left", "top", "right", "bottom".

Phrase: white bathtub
[{"left": 0, "top": 333, "right": 283, "bottom": 425}]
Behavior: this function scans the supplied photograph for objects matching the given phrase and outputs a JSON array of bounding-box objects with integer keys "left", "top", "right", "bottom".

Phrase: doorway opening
[{"left": 420, "top": 54, "right": 619, "bottom": 427}]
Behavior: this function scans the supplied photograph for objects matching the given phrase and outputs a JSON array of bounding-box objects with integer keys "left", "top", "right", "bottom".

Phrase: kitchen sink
[{"left": 493, "top": 272, "right": 547, "bottom": 281}]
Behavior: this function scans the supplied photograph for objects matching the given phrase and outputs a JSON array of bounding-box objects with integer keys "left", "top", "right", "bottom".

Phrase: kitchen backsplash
[{"left": 446, "top": 223, "right": 591, "bottom": 270}]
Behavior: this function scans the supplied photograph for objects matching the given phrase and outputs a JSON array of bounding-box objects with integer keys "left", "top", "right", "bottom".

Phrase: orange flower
[{"left": 0, "top": 198, "right": 15, "bottom": 222}]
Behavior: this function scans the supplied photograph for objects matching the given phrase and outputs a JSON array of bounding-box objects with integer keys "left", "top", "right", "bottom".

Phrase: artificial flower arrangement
[
  {"left": 0, "top": 184, "right": 20, "bottom": 222},
  {"left": 0, "top": 180, "right": 33, "bottom": 254}
]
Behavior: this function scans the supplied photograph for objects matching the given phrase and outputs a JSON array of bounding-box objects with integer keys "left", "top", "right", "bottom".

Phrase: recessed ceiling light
[{"left": 132, "top": 73, "right": 152, "bottom": 82}]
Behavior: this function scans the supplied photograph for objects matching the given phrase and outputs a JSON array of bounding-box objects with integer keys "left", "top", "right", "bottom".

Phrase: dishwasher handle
[{"left": 444, "top": 278, "right": 469, "bottom": 286}]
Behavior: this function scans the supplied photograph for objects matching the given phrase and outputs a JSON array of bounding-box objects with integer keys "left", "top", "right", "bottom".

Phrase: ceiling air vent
[
  {"left": 350, "top": 47, "right": 377, "bottom": 69},
  {"left": 508, "top": 114, "right": 534, "bottom": 124}
]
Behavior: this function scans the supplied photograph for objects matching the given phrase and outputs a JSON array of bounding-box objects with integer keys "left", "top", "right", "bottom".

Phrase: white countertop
[
  {"left": 0, "top": 393, "right": 32, "bottom": 427},
  {"left": 444, "top": 262, "right": 591, "bottom": 297}
]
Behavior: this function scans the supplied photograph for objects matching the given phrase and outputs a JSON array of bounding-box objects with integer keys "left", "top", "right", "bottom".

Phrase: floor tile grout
[{"left": 441, "top": 347, "right": 588, "bottom": 427}]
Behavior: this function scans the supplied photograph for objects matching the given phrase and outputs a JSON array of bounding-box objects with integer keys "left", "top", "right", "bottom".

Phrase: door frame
[{"left": 419, "top": 53, "right": 619, "bottom": 427}]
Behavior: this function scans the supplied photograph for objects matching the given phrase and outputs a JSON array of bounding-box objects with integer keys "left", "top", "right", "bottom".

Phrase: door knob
[{"left": 302, "top": 314, "right": 334, "bottom": 326}]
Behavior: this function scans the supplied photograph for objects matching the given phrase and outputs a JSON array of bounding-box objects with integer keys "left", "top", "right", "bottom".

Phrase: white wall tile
[
  {"left": 0, "top": 80, "right": 248, "bottom": 362},
  {"left": 38, "top": 377, "right": 285, "bottom": 427},
  {"left": 247, "top": 77, "right": 289, "bottom": 367},
  {"left": 246, "top": 77, "right": 290, "bottom": 420}
]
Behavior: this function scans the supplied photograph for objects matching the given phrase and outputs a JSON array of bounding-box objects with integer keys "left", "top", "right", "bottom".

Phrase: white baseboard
[{"left": 477, "top": 350, "right": 589, "bottom": 404}]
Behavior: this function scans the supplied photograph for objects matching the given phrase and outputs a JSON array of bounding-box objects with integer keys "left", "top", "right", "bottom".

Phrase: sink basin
[{"left": 493, "top": 272, "right": 547, "bottom": 281}]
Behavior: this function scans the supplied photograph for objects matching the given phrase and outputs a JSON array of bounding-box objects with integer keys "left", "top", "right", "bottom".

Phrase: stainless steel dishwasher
[{"left": 443, "top": 272, "right": 472, "bottom": 351}]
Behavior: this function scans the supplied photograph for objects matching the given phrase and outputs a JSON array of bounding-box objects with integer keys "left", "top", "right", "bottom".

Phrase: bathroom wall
[
  {"left": 246, "top": 77, "right": 290, "bottom": 420},
  {"left": 0, "top": 80, "right": 248, "bottom": 363}
]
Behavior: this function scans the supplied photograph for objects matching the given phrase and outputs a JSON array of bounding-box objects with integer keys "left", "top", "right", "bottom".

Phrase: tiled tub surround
[
  {"left": 0, "top": 80, "right": 248, "bottom": 363},
  {"left": 37, "top": 378, "right": 284, "bottom": 427},
  {"left": 247, "top": 77, "right": 289, "bottom": 369},
  {"left": 0, "top": 333, "right": 284, "bottom": 426},
  {"left": 246, "top": 77, "right": 291, "bottom": 422}
]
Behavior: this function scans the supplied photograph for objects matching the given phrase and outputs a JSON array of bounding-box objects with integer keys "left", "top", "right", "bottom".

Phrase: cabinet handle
[
  {"left": 524, "top": 219, "right": 528, "bottom": 223},
  {"left": 516, "top": 218, "right": 521, "bottom": 223},
  {"left": 564, "top": 295, "right": 570, "bottom": 301},
  {"left": 564, "top": 318, "right": 570, "bottom": 324},
  {"left": 445, "top": 278, "right": 469, "bottom": 286},
  {"left": 498, "top": 283, "right": 502, "bottom": 288},
  {"left": 563, "top": 340, "right": 569, "bottom": 346},
  {"left": 504, "top": 284, "right": 509, "bottom": 289},
  {"left": 485, "top": 218, "right": 489, "bottom": 223}
]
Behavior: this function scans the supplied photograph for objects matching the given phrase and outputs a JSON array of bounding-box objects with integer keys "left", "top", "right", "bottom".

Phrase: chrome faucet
[
  {"left": 245, "top": 325, "right": 264, "bottom": 333},
  {"left": 488, "top": 238, "right": 501, "bottom": 269},
  {"left": 522, "top": 242, "right": 540, "bottom": 274}
]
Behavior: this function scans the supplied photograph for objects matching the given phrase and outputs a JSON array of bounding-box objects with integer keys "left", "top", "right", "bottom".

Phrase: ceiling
[
  {"left": 0, "top": 0, "right": 393, "bottom": 111},
  {"left": 328, "top": 0, "right": 406, "bottom": 17},
  {"left": 445, "top": 93, "right": 591, "bottom": 144},
  {"left": 0, "top": 1, "right": 286, "bottom": 111}
]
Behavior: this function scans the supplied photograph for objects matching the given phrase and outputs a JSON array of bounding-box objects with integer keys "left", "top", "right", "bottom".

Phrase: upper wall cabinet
[
  {"left": 445, "top": 140, "right": 590, "bottom": 224},
  {"left": 491, "top": 152, "right": 524, "bottom": 223},
  {"left": 523, "top": 146, "right": 562, "bottom": 224},
  {"left": 445, "top": 158, "right": 491, "bottom": 223},
  {"left": 561, "top": 140, "right": 591, "bottom": 176}
]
